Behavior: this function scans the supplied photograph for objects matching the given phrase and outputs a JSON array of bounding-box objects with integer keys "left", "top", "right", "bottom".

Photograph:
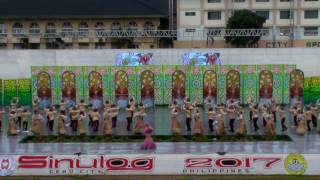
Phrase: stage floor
[{"left": 0, "top": 106, "right": 319, "bottom": 155}]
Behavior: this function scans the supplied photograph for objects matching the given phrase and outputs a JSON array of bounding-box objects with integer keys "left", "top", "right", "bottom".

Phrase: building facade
[
  {"left": 176, "top": 0, "right": 320, "bottom": 48},
  {"left": 0, "top": 0, "right": 173, "bottom": 49}
]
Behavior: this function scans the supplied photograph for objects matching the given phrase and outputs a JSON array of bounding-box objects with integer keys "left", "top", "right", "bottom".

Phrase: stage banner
[
  {"left": 116, "top": 53, "right": 153, "bottom": 66},
  {"left": 17, "top": 79, "right": 31, "bottom": 106},
  {"left": 0, "top": 153, "right": 317, "bottom": 176},
  {"left": 3, "top": 80, "right": 17, "bottom": 106},
  {"left": 304, "top": 76, "right": 320, "bottom": 104},
  {"left": 183, "top": 52, "right": 221, "bottom": 66}
]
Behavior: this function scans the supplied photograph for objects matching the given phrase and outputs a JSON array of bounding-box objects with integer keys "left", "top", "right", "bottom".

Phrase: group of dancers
[
  {"left": 2, "top": 96, "right": 319, "bottom": 137},
  {"left": 169, "top": 96, "right": 319, "bottom": 136},
  {"left": 4, "top": 97, "right": 150, "bottom": 136}
]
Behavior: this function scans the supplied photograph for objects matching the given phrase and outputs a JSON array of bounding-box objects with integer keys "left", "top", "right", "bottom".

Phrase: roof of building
[{"left": 0, "top": 0, "right": 172, "bottom": 19}]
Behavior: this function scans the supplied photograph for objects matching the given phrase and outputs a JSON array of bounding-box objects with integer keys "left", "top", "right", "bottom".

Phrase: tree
[{"left": 225, "top": 10, "right": 266, "bottom": 47}]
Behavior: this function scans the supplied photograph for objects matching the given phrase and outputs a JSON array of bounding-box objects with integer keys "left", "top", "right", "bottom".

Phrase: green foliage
[{"left": 225, "top": 10, "right": 266, "bottom": 47}]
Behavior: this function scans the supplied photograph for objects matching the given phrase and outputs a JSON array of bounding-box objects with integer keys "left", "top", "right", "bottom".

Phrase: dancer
[
  {"left": 193, "top": 108, "right": 204, "bottom": 135},
  {"left": 91, "top": 108, "right": 100, "bottom": 132},
  {"left": 88, "top": 103, "right": 93, "bottom": 128},
  {"left": 265, "top": 112, "right": 275, "bottom": 137},
  {"left": 251, "top": 105, "right": 259, "bottom": 132},
  {"left": 21, "top": 108, "right": 31, "bottom": 132},
  {"left": 58, "top": 110, "right": 67, "bottom": 135},
  {"left": 78, "top": 100, "right": 87, "bottom": 114},
  {"left": 206, "top": 107, "right": 216, "bottom": 133},
  {"left": 277, "top": 106, "right": 287, "bottom": 132},
  {"left": 133, "top": 110, "right": 146, "bottom": 134},
  {"left": 310, "top": 103, "right": 318, "bottom": 128},
  {"left": 305, "top": 106, "right": 313, "bottom": 132},
  {"left": 226, "top": 104, "right": 236, "bottom": 133},
  {"left": 296, "top": 109, "right": 306, "bottom": 135},
  {"left": 140, "top": 123, "right": 156, "bottom": 150},
  {"left": 32, "top": 98, "right": 40, "bottom": 111},
  {"left": 69, "top": 106, "right": 80, "bottom": 132},
  {"left": 16, "top": 105, "right": 23, "bottom": 131},
  {"left": 183, "top": 103, "right": 192, "bottom": 131},
  {"left": 0, "top": 108, "right": 4, "bottom": 132},
  {"left": 248, "top": 98, "right": 254, "bottom": 121},
  {"left": 260, "top": 104, "right": 268, "bottom": 127},
  {"left": 204, "top": 97, "right": 212, "bottom": 111},
  {"left": 103, "top": 108, "right": 112, "bottom": 135},
  {"left": 271, "top": 100, "right": 277, "bottom": 123},
  {"left": 10, "top": 98, "right": 18, "bottom": 112},
  {"left": 111, "top": 104, "right": 120, "bottom": 128},
  {"left": 59, "top": 99, "right": 66, "bottom": 111},
  {"left": 138, "top": 103, "right": 148, "bottom": 114},
  {"left": 31, "top": 110, "right": 42, "bottom": 135},
  {"left": 216, "top": 113, "right": 225, "bottom": 135},
  {"left": 169, "top": 100, "right": 179, "bottom": 111},
  {"left": 45, "top": 107, "right": 55, "bottom": 132},
  {"left": 125, "top": 104, "right": 134, "bottom": 131},
  {"left": 236, "top": 109, "right": 246, "bottom": 135},
  {"left": 289, "top": 106, "right": 298, "bottom": 127},
  {"left": 8, "top": 111, "right": 17, "bottom": 136},
  {"left": 78, "top": 111, "right": 86, "bottom": 135},
  {"left": 171, "top": 108, "right": 181, "bottom": 135}
]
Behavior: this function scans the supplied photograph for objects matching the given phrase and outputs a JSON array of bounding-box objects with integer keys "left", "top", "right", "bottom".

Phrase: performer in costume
[
  {"left": 31, "top": 110, "right": 42, "bottom": 135},
  {"left": 133, "top": 111, "right": 145, "bottom": 134},
  {"left": 226, "top": 104, "right": 236, "bottom": 133},
  {"left": 45, "top": 107, "right": 56, "bottom": 132},
  {"left": 104, "top": 100, "right": 111, "bottom": 110},
  {"left": 125, "top": 104, "right": 134, "bottom": 131},
  {"left": 171, "top": 108, "right": 181, "bottom": 135},
  {"left": 78, "top": 100, "right": 87, "bottom": 114},
  {"left": 87, "top": 103, "right": 93, "bottom": 127},
  {"left": 111, "top": 104, "right": 120, "bottom": 128},
  {"left": 265, "top": 112, "right": 275, "bottom": 137},
  {"left": 58, "top": 110, "right": 67, "bottom": 135},
  {"left": 16, "top": 105, "right": 23, "bottom": 132},
  {"left": 140, "top": 123, "right": 156, "bottom": 150},
  {"left": 236, "top": 108, "right": 246, "bottom": 135},
  {"left": 296, "top": 109, "right": 306, "bottom": 135},
  {"left": 289, "top": 106, "right": 298, "bottom": 127},
  {"left": 183, "top": 104, "right": 192, "bottom": 131},
  {"left": 103, "top": 108, "right": 112, "bottom": 135},
  {"left": 78, "top": 112, "right": 86, "bottom": 135},
  {"left": 193, "top": 108, "right": 204, "bottom": 135},
  {"left": 59, "top": 99, "right": 66, "bottom": 111},
  {"left": 69, "top": 106, "right": 80, "bottom": 132},
  {"left": 252, "top": 105, "right": 259, "bottom": 132},
  {"left": 305, "top": 106, "right": 313, "bottom": 132},
  {"left": 10, "top": 98, "right": 18, "bottom": 112},
  {"left": 248, "top": 98, "right": 255, "bottom": 122},
  {"left": 21, "top": 109, "right": 31, "bottom": 132},
  {"left": 216, "top": 113, "right": 225, "bottom": 135},
  {"left": 32, "top": 98, "right": 40, "bottom": 111},
  {"left": 310, "top": 103, "right": 318, "bottom": 128},
  {"left": 277, "top": 106, "right": 287, "bottom": 132},
  {"left": 91, "top": 108, "right": 100, "bottom": 132},
  {"left": 8, "top": 111, "right": 17, "bottom": 136},
  {"left": 169, "top": 100, "right": 179, "bottom": 111},
  {"left": 206, "top": 107, "right": 216, "bottom": 133},
  {"left": 271, "top": 100, "right": 277, "bottom": 123},
  {"left": 260, "top": 104, "right": 268, "bottom": 127},
  {"left": 0, "top": 109, "right": 4, "bottom": 132}
]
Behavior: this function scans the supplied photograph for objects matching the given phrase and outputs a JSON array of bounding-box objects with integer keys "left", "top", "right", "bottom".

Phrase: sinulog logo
[{"left": 284, "top": 154, "right": 307, "bottom": 175}]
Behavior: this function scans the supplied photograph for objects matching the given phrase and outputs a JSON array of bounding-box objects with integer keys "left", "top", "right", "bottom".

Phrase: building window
[
  {"left": 280, "top": 10, "right": 292, "bottom": 19},
  {"left": 29, "top": 22, "right": 40, "bottom": 34},
  {"left": 279, "top": 27, "right": 291, "bottom": 36},
  {"left": 232, "top": 0, "right": 245, "bottom": 2},
  {"left": 95, "top": 43, "right": 105, "bottom": 49},
  {"left": 185, "top": 28, "right": 196, "bottom": 32},
  {"left": 208, "top": 11, "right": 222, "bottom": 20},
  {"left": 208, "top": 0, "right": 221, "bottom": 2},
  {"left": 256, "top": 0, "right": 269, "bottom": 2},
  {"left": 305, "top": 10, "right": 319, "bottom": 19},
  {"left": 144, "top": 21, "right": 155, "bottom": 31},
  {"left": 79, "top": 43, "right": 89, "bottom": 49},
  {"left": 62, "top": 22, "right": 73, "bottom": 36},
  {"left": 95, "top": 22, "right": 105, "bottom": 36},
  {"left": 304, "top": 27, "right": 318, "bottom": 36},
  {"left": 46, "top": 23, "right": 56, "bottom": 34},
  {"left": 12, "top": 23, "right": 23, "bottom": 35},
  {"left": 79, "top": 22, "right": 89, "bottom": 36},
  {"left": 127, "top": 21, "right": 138, "bottom": 31},
  {"left": 256, "top": 10, "right": 270, "bottom": 19},
  {"left": 185, "top": 12, "right": 196, "bottom": 16},
  {"left": 111, "top": 21, "right": 121, "bottom": 31},
  {"left": 0, "top": 24, "right": 7, "bottom": 35}
]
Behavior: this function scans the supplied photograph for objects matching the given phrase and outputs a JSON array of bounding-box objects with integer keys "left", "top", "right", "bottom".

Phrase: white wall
[{"left": 0, "top": 48, "right": 319, "bottom": 79}]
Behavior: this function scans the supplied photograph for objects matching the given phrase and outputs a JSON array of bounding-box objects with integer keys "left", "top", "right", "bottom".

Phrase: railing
[{"left": 0, "top": 29, "right": 318, "bottom": 38}]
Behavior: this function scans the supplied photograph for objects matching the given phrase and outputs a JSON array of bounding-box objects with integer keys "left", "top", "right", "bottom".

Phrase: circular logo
[
  {"left": 284, "top": 154, "right": 307, "bottom": 175},
  {"left": 0, "top": 156, "right": 17, "bottom": 176}
]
